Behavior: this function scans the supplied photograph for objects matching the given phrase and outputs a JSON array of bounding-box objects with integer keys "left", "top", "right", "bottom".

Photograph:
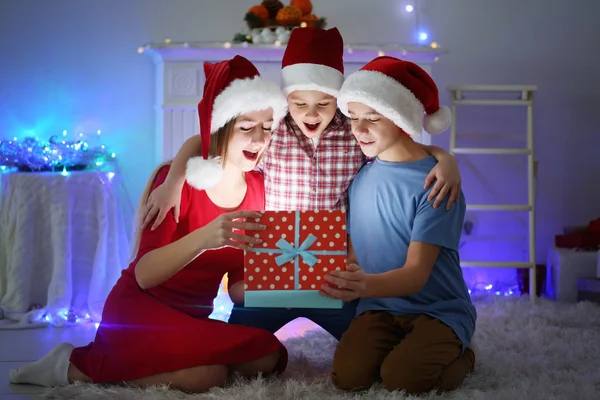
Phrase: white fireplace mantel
[{"left": 143, "top": 41, "right": 447, "bottom": 163}]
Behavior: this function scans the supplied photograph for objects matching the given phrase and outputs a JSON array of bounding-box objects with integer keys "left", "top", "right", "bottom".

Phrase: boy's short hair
[{"left": 337, "top": 56, "right": 453, "bottom": 137}]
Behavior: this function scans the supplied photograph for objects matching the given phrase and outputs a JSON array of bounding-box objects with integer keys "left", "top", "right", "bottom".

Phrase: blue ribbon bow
[{"left": 275, "top": 234, "right": 318, "bottom": 267}]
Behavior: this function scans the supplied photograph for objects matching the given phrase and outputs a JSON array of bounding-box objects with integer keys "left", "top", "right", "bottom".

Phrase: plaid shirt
[{"left": 261, "top": 111, "right": 366, "bottom": 211}]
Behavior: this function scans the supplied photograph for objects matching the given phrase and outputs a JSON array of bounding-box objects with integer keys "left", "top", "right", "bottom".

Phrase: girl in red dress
[{"left": 9, "top": 55, "right": 289, "bottom": 393}]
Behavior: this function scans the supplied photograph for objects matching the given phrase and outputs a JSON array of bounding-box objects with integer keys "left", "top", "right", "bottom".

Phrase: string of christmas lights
[{"left": 0, "top": 130, "right": 116, "bottom": 173}]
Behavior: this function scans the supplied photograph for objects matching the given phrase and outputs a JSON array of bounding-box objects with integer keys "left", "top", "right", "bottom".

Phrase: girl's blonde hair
[{"left": 129, "top": 120, "right": 238, "bottom": 261}]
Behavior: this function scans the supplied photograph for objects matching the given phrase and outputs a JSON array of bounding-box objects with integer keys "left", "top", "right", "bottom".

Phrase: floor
[
  {"left": 0, "top": 318, "right": 317, "bottom": 400},
  {"left": 6, "top": 298, "right": 600, "bottom": 399}
]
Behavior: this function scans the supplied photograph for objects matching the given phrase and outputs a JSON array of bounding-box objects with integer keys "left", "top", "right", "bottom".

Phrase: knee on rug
[
  {"left": 333, "top": 358, "right": 441, "bottom": 394},
  {"left": 380, "top": 359, "right": 437, "bottom": 394},
  {"left": 331, "top": 362, "right": 379, "bottom": 391},
  {"left": 231, "top": 347, "right": 286, "bottom": 378},
  {"left": 331, "top": 338, "right": 381, "bottom": 391},
  {"left": 172, "top": 365, "right": 228, "bottom": 393},
  {"left": 379, "top": 350, "right": 473, "bottom": 395}
]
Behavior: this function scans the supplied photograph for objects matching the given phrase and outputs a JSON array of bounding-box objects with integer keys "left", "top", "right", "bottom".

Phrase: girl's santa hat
[
  {"left": 186, "top": 55, "right": 287, "bottom": 190},
  {"left": 281, "top": 27, "right": 345, "bottom": 97},
  {"left": 337, "top": 56, "right": 452, "bottom": 137}
]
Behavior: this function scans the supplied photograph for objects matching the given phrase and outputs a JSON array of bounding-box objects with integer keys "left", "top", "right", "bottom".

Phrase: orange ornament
[
  {"left": 299, "top": 13, "right": 319, "bottom": 27},
  {"left": 276, "top": 6, "right": 302, "bottom": 26},
  {"left": 290, "top": 0, "right": 313, "bottom": 16},
  {"left": 248, "top": 5, "right": 270, "bottom": 21}
]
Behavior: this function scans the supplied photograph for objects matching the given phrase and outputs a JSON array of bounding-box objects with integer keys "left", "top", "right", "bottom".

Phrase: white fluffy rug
[{"left": 43, "top": 297, "right": 600, "bottom": 400}]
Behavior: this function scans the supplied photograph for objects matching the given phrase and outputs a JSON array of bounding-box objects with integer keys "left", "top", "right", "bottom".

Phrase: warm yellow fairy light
[
  {"left": 224, "top": 42, "right": 232, "bottom": 48},
  {"left": 165, "top": 38, "right": 172, "bottom": 44},
  {"left": 434, "top": 57, "right": 440, "bottom": 62},
  {"left": 274, "top": 40, "right": 282, "bottom": 47},
  {"left": 137, "top": 47, "right": 144, "bottom": 54},
  {"left": 378, "top": 50, "right": 385, "bottom": 57},
  {"left": 430, "top": 42, "right": 439, "bottom": 49},
  {"left": 300, "top": 22, "right": 308, "bottom": 28}
]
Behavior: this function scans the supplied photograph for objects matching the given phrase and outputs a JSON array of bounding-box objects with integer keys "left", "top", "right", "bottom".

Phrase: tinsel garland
[{"left": 0, "top": 132, "right": 116, "bottom": 172}]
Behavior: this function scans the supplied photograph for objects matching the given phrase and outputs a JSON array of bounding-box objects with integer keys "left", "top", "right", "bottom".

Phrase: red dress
[{"left": 70, "top": 166, "right": 287, "bottom": 383}]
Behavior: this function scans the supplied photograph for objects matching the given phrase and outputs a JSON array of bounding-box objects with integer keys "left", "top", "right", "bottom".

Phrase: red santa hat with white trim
[
  {"left": 337, "top": 56, "right": 452, "bottom": 137},
  {"left": 281, "top": 27, "right": 345, "bottom": 97},
  {"left": 185, "top": 55, "right": 287, "bottom": 190}
]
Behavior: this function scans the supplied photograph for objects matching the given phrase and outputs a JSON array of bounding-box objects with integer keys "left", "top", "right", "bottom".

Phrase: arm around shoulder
[
  {"left": 419, "top": 143, "right": 453, "bottom": 161},
  {"left": 166, "top": 135, "right": 202, "bottom": 186}
]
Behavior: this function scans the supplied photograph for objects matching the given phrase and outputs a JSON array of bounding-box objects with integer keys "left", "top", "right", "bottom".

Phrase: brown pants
[{"left": 332, "top": 311, "right": 475, "bottom": 394}]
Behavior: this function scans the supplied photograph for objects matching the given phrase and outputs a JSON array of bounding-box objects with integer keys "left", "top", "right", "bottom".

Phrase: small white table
[
  {"left": 0, "top": 171, "right": 132, "bottom": 328},
  {"left": 545, "top": 246, "right": 599, "bottom": 303}
]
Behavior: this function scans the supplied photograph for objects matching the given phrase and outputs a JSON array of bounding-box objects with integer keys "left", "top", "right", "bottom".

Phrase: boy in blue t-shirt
[{"left": 319, "top": 56, "right": 477, "bottom": 395}]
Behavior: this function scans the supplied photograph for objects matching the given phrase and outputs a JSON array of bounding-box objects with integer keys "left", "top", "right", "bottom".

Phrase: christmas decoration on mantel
[
  {"left": 138, "top": 40, "right": 444, "bottom": 59},
  {"left": 137, "top": 1, "right": 446, "bottom": 57},
  {"left": 0, "top": 130, "right": 117, "bottom": 174},
  {"left": 233, "top": 0, "right": 326, "bottom": 45}
]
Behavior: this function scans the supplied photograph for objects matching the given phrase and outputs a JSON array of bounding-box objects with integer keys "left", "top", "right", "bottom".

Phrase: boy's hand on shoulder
[
  {"left": 142, "top": 180, "right": 184, "bottom": 230},
  {"left": 320, "top": 264, "right": 369, "bottom": 301},
  {"left": 424, "top": 155, "right": 461, "bottom": 211}
]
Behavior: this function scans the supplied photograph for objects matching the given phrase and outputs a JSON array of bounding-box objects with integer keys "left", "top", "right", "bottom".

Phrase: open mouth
[
  {"left": 303, "top": 122, "right": 321, "bottom": 132},
  {"left": 242, "top": 150, "right": 259, "bottom": 161}
]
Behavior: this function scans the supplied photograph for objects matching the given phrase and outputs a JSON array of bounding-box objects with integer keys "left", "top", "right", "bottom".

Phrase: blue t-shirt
[{"left": 348, "top": 156, "right": 477, "bottom": 350}]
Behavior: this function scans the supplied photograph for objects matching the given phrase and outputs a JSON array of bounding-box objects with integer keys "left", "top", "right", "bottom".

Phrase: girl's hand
[
  {"left": 319, "top": 264, "right": 368, "bottom": 301},
  {"left": 142, "top": 181, "right": 183, "bottom": 231},
  {"left": 424, "top": 155, "right": 462, "bottom": 210},
  {"left": 201, "top": 210, "right": 266, "bottom": 251}
]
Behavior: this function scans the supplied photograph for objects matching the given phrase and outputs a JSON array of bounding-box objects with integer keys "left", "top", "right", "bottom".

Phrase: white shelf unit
[{"left": 448, "top": 85, "right": 538, "bottom": 302}]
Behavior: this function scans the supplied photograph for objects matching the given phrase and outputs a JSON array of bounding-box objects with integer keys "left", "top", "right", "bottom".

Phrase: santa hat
[
  {"left": 337, "top": 56, "right": 452, "bottom": 137},
  {"left": 281, "top": 27, "right": 345, "bottom": 97},
  {"left": 186, "top": 55, "right": 287, "bottom": 190}
]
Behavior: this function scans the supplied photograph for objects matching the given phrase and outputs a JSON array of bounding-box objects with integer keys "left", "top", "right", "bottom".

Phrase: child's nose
[
  {"left": 251, "top": 127, "right": 268, "bottom": 143},
  {"left": 306, "top": 108, "right": 319, "bottom": 118},
  {"left": 354, "top": 120, "right": 369, "bottom": 134}
]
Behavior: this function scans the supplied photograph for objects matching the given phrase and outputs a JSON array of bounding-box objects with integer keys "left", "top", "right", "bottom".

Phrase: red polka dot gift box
[{"left": 244, "top": 210, "right": 348, "bottom": 308}]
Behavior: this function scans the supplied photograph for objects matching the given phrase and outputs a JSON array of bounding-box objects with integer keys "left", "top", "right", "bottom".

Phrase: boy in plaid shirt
[{"left": 142, "top": 28, "right": 462, "bottom": 341}]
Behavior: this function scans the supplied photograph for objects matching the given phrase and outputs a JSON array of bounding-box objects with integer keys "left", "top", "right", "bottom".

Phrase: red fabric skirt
[{"left": 70, "top": 275, "right": 287, "bottom": 383}]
